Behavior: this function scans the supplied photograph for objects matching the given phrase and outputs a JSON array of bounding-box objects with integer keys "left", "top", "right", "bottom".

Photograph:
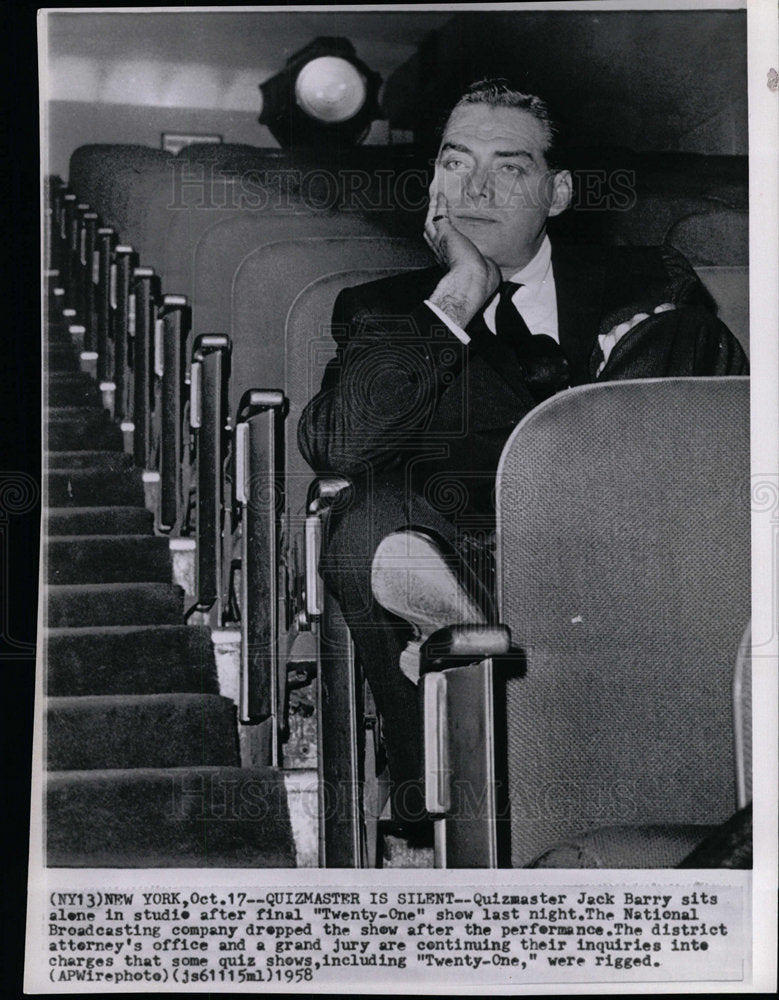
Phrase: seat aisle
[{"left": 44, "top": 290, "right": 296, "bottom": 867}]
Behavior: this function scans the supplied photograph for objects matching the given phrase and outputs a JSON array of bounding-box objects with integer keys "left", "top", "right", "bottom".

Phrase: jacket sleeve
[
  {"left": 297, "top": 285, "right": 470, "bottom": 479},
  {"left": 595, "top": 303, "right": 749, "bottom": 382},
  {"left": 593, "top": 243, "right": 749, "bottom": 379}
]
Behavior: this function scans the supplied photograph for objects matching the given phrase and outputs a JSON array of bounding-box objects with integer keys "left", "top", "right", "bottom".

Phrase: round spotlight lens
[{"left": 294, "top": 56, "right": 367, "bottom": 123}]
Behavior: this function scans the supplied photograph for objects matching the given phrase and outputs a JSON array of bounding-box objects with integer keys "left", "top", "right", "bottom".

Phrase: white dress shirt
[{"left": 424, "top": 235, "right": 559, "bottom": 345}]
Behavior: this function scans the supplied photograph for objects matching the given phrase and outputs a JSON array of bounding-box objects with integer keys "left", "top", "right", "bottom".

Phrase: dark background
[{"left": 2, "top": 2, "right": 41, "bottom": 1000}]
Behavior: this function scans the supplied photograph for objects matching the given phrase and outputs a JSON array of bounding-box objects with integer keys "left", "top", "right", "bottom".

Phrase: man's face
[{"left": 432, "top": 103, "right": 571, "bottom": 269}]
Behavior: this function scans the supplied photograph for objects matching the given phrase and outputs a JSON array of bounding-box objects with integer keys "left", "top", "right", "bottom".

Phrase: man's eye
[
  {"left": 442, "top": 159, "right": 469, "bottom": 172},
  {"left": 498, "top": 163, "right": 526, "bottom": 175}
]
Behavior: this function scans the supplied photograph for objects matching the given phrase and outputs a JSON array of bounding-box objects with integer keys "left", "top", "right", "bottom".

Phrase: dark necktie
[{"left": 494, "top": 281, "right": 570, "bottom": 403}]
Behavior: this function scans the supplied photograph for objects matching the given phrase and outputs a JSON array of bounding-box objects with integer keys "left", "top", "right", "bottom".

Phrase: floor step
[
  {"left": 46, "top": 377, "right": 102, "bottom": 407},
  {"left": 46, "top": 766, "right": 295, "bottom": 867},
  {"left": 47, "top": 507, "right": 154, "bottom": 536},
  {"left": 48, "top": 468, "right": 145, "bottom": 507},
  {"left": 46, "top": 405, "right": 106, "bottom": 418},
  {"left": 46, "top": 338, "right": 80, "bottom": 356},
  {"left": 46, "top": 451, "right": 134, "bottom": 471},
  {"left": 47, "top": 694, "right": 239, "bottom": 770},
  {"left": 46, "top": 624, "right": 219, "bottom": 696},
  {"left": 46, "top": 349, "right": 80, "bottom": 373},
  {"left": 46, "top": 371, "right": 93, "bottom": 384},
  {"left": 46, "top": 328, "right": 78, "bottom": 345},
  {"left": 47, "top": 582, "right": 184, "bottom": 627},
  {"left": 46, "top": 535, "right": 171, "bottom": 584},
  {"left": 40, "top": 308, "right": 299, "bottom": 872},
  {"left": 48, "top": 415, "right": 123, "bottom": 451},
  {"left": 47, "top": 326, "right": 78, "bottom": 341}
]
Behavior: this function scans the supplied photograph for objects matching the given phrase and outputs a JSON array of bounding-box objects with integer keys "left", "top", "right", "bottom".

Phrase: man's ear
[{"left": 548, "top": 170, "right": 573, "bottom": 218}]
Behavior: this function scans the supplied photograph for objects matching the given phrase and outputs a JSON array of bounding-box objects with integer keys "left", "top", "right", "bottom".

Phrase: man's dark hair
[{"left": 444, "top": 78, "right": 568, "bottom": 171}]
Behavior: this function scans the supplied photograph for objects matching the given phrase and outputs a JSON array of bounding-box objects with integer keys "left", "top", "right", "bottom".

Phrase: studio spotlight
[{"left": 259, "top": 37, "right": 382, "bottom": 149}]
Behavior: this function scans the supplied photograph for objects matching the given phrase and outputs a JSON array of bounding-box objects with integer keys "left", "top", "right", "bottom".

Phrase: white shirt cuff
[{"left": 423, "top": 300, "right": 471, "bottom": 344}]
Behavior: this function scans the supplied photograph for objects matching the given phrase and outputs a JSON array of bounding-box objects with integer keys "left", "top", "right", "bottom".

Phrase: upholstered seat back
[
  {"left": 285, "top": 262, "right": 430, "bottom": 523},
  {"left": 192, "top": 216, "right": 386, "bottom": 339},
  {"left": 232, "top": 237, "right": 433, "bottom": 414},
  {"left": 695, "top": 266, "right": 749, "bottom": 356},
  {"left": 68, "top": 144, "right": 173, "bottom": 222},
  {"left": 669, "top": 209, "right": 749, "bottom": 267},
  {"left": 495, "top": 377, "right": 750, "bottom": 867}
]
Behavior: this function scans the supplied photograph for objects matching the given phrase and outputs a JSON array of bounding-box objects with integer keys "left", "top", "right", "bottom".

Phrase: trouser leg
[{"left": 320, "top": 471, "right": 460, "bottom": 824}]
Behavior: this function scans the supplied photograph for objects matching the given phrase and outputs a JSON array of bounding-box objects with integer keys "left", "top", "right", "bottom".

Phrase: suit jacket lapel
[{"left": 552, "top": 242, "right": 607, "bottom": 385}]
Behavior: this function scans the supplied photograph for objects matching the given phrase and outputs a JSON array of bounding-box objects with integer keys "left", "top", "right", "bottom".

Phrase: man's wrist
[
  {"left": 428, "top": 266, "right": 490, "bottom": 330},
  {"left": 424, "top": 300, "right": 471, "bottom": 344}
]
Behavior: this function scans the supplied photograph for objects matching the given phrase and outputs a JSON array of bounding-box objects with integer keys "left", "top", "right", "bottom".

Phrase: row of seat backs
[
  {"left": 182, "top": 210, "right": 389, "bottom": 337},
  {"left": 121, "top": 145, "right": 426, "bottom": 337},
  {"left": 184, "top": 211, "right": 746, "bottom": 355},
  {"left": 64, "top": 144, "right": 749, "bottom": 460},
  {"left": 70, "top": 144, "right": 747, "bottom": 225},
  {"left": 67, "top": 143, "right": 748, "bottom": 297},
  {"left": 67, "top": 143, "right": 429, "bottom": 282},
  {"left": 554, "top": 147, "right": 748, "bottom": 264},
  {"left": 494, "top": 376, "right": 750, "bottom": 866},
  {"left": 64, "top": 148, "right": 749, "bottom": 445},
  {"left": 64, "top": 146, "right": 756, "bottom": 421},
  {"left": 229, "top": 241, "right": 432, "bottom": 528},
  {"left": 65, "top": 147, "right": 747, "bottom": 416}
]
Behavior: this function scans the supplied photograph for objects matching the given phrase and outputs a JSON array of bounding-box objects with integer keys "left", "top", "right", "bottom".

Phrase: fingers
[
  {"left": 424, "top": 185, "right": 439, "bottom": 229},
  {"left": 616, "top": 306, "right": 674, "bottom": 339},
  {"left": 425, "top": 192, "right": 448, "bottom": 233},
  {"left": 621, "top": 304, "right": 676, "bottom": 334},
  {"left": 483, "top": 255, "right": 502, "bottom": 301},
  {"left": 626, "top": 311, "right": 650, "bottom": 331},
  {"left": 424, "top": 193, "right": 451, "bottom": 261},
  {"left": 599, "top": 301, "right": 678, "bottom": 374},
  {"left": 433, "top": 192, "right": 448, "bottom": 221}
]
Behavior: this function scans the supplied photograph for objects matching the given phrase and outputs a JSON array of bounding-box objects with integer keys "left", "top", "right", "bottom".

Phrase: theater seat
[
  {"left": 175, "top": 142, "right": 289, "bottom": 172},
  {"left": 504, "top": 378, "right": 748, "bottom": 867},
  {"left": 695, "top": 265, "right": 749, "bottom": 356},
  {"left": 230, "top": 237, "right": 433, "bottom": 416},
  {"left": 190, "top": 213, "right": 386, "bottom": 339},
  {"left": 219, "top": 258, "right": 432, "bottom": 866},
  {"left": 68, "top": 144, "right": 174, "bottom": 226},
  {"left": 529, "top": 619, "right": 753, "bottom": 869},
  {"left": 668, "top": 208, "right": 749, "bottom": 267},
  {"left": 376, "top": 377, "right": 749, "bottom": 867}
]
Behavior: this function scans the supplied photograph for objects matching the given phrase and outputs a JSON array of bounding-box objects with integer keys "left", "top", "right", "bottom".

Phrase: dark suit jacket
[{"left": 298, "top": 241, "right": 747, "bottom": 517}]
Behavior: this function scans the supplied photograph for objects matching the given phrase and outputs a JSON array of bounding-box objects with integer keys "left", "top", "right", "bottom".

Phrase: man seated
[{"left": 298, "top": 78, "right": 747, "bottom": 828}]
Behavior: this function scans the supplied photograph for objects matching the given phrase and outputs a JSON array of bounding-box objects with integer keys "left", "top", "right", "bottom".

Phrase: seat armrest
[
  {"left": 304, "top": 477, "right": 352, "bottom": 620},
  {"left": 307, "top": 476, "right": 352, "bottom": 514},
  {"left": 419, "top": 624, "right": 511, "bottom": 675},
  {"left": 419, "top": 623, "right": 512, "bottom": 845}
]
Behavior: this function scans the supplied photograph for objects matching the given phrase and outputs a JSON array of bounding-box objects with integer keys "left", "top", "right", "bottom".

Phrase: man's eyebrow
[
  {"left": 440, "top": 142, "right": 472, "bottom": 155},
  {"left": 440, "top": 142, "right": 534, "bottom": 161}
]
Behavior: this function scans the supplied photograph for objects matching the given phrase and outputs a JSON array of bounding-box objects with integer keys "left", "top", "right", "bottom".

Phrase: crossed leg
[{"left": 319, "top": 469, "right": 470, "bottom": 825}]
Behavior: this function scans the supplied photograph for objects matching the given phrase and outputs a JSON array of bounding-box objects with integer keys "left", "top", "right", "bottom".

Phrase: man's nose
[{"left": 464, "top": 166, "right": 491, "bottom": 202}]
